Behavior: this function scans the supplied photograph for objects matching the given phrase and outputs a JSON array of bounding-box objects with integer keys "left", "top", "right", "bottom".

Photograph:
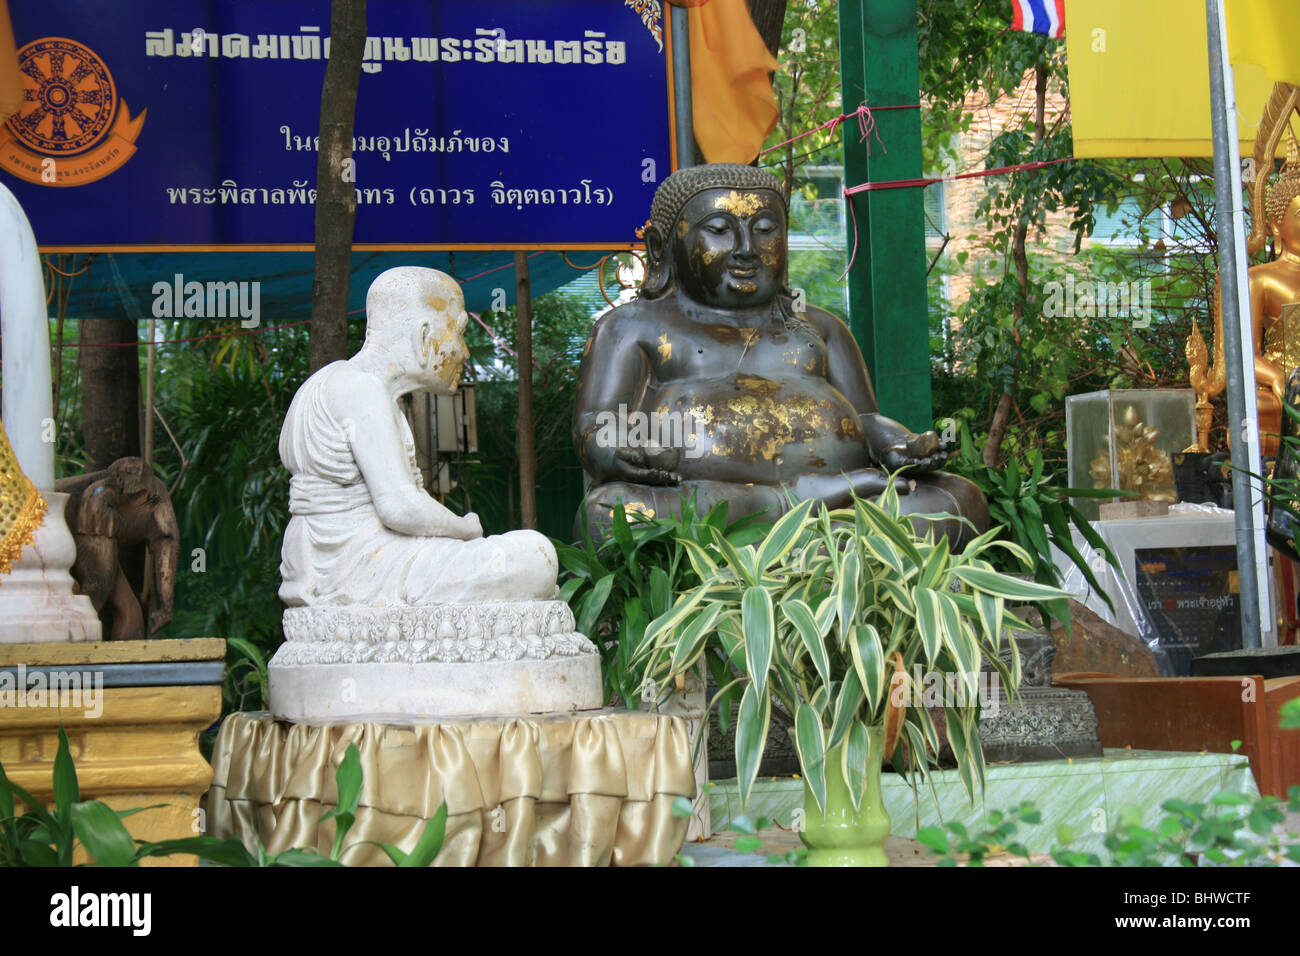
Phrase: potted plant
[
  {"left": 554, "top": 496, "right": 768, "bottom": 706},
  {"left": 634, "top": 484, "right": 1071, "bottom": 866}
]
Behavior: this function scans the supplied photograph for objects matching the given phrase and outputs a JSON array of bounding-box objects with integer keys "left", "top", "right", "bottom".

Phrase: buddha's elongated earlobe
[
  {"left": 640, "top": 222, "right": 675, "bottom": 298},
  {"left": 644, "top": 223, "right": 666, "bottom": 267},
  {"left": 416, "top": 320, "right": 434, "bottom": 367}
]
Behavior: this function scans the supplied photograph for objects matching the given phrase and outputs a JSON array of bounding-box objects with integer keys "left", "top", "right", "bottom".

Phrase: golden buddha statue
[{"left": 1189, "top": 82, "right": 1300, "bottom": 456}]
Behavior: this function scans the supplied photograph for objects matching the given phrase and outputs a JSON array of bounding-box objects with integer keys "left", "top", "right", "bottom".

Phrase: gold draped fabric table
[{"left": 208, "top": 710, "right": 696, "bottom": 866}]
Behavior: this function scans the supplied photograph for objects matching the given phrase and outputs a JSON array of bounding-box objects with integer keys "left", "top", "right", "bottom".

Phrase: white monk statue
[
  {"left": 268, "top": 267, "right": 601, "bottom": 721},
  {"left": 278, "top": 267, "right": 557, "bottom": 606}
]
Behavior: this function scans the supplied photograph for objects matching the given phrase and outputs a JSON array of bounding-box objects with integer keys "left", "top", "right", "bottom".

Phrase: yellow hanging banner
[
  {"left": 1066, "top": 0, "right": 1283, "bottom": 158},
  {"left": 1226, "top": 0, "right": 1300, "bottom": 88}
]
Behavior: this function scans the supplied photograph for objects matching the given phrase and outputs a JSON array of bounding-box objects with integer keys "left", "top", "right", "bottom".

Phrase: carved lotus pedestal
[
  {"left": 267, "top": 601, "right": 603, "bottom": 720},
  {"left": 210, "top": 601, "right": 694, "bottom": 865}
]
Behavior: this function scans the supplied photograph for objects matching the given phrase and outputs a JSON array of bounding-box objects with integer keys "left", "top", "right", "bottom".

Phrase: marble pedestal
[
  {"left": 268, "top": 600, "right": 604, "bottom": 721},
  {"left": 0, "top": 493, "right": 101, "bottom": 644}
]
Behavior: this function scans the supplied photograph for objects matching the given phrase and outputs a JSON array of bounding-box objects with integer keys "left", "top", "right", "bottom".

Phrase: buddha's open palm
[
  {"left": 874, "top": 428, "right": 950, "bottom": 473},
  {"left": 614, "top": 446, "right": 681, "bottom": 486}
]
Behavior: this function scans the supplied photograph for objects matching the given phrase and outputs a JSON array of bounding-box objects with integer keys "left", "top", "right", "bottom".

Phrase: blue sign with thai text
[{"left": 1, "top": 1, "right": 675, "bottom": 249}]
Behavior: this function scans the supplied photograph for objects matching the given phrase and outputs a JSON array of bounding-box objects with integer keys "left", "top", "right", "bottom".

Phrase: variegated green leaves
[{"left": 634, "top": 483, "right": 1072, "bottom": 811}]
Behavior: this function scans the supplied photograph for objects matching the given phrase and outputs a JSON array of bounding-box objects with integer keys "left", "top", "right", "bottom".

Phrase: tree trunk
[
  {"left": 309, "top": 0, "right": 367, "bottom": 374},
  {"left": 983, "top": 60, "right": 1048, "bottom": 468},
  {"left": 745, "top": 0, "right": 788, "bottom": 58},
  {"left": 515, "top": 252, "right": 537, "bottom": 530},
  {"left": 79, "top": 319, "right": 140, "bottom": 471}
]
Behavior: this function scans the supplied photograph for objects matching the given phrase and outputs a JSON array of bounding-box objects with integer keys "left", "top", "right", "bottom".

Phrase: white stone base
[
  {"left": 0, "top": 492, "right": 101, "bottom": 644},
  {"left": 268, "top": 600, "right": 604, "bottom": 721},
  {"left": 269, "top": 655, "right": 604, "bottom": 722}
]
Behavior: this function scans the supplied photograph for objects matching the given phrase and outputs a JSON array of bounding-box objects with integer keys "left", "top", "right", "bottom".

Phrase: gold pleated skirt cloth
[{"left": 208, "top": 710, "right": 695, "bottom": 866}]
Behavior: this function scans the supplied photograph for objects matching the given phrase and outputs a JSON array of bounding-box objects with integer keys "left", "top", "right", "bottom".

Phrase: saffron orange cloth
[
  {"left": 0, "top": 2, "right": 19, "bottom": 126},
  {"left": 688, "top": 0, "right": 778, "bottom": 164}
]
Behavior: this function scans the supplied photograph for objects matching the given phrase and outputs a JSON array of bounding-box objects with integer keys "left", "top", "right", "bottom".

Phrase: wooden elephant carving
[{"left": 55, "top": 457, "right": 178, "bottom": 641}]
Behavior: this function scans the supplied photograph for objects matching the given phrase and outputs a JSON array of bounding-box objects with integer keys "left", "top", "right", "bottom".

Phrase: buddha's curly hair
[
  {"left": 1265, "top": 174, "right": 1300, "bottom": 232},
  {"left": 1265, "top": 132, "right": 1300, "bottom": 235},
  {"left": 640, "top": 163, "right": 786, "bottom": 299}
]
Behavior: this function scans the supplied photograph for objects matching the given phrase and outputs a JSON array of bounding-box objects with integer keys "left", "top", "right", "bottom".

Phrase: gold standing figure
[{"left": 1188, "top": 82, "right": 1300, "bottom": 455}]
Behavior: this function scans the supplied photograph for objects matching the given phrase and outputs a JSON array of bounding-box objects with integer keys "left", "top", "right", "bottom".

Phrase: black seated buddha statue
[{"left": 573, "top": 163, "right": 987, "bottom": 547}]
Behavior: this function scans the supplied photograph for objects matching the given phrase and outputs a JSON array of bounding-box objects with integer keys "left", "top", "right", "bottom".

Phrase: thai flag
[{"left": 1011, "top": 0, "right": 1065, "bottom": 39}]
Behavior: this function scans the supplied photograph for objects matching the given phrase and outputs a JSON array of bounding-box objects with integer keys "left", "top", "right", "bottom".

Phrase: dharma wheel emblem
[
  {"left": 0, "top": 36, "right": 145, "bottom": 187},
  {"left": 7, "top": 37, "right": 118, "bottom": 155}
]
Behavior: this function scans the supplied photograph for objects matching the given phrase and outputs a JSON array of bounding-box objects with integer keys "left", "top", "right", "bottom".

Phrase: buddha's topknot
[{"left": 648, "top": 163, "right": 786, "bottom": 242}]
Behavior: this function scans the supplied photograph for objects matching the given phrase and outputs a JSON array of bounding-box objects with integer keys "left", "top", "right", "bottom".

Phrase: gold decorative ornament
[
  {"left": 1090, "top": 406, "right": 1177, "bottom": 503},
  {"left": 1185, "top": 315, "right": 1216, "bottom": 452},
  {"left": 0, "top": 420, "right": 45, "bottom": 577}
]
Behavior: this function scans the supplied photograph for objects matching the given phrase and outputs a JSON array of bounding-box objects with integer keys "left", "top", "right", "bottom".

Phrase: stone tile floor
[{"left": 679, "top": 826, "right": 1050, "bottom": 867}]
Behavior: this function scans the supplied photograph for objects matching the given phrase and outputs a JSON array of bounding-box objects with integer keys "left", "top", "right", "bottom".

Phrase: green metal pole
[{"left": 839, "top": 0, "right": 931, "bottom": 432}]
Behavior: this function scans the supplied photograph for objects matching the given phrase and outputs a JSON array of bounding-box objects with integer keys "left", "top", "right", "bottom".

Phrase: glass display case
[{"left": 1066, "top": 389, "right": 1196, "bottom": 520}]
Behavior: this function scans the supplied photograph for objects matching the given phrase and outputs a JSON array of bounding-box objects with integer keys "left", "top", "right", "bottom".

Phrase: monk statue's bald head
[
  {"left": 359, "top": 267, "right": 469, "bottom": 392},
  {"left": 364, "top": 267, "right": 464, "bottom": 345}
]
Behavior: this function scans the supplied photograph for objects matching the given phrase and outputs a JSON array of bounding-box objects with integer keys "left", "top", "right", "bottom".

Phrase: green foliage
[
  {"left": 1064, "top": 789, "right": 1300, "bottom": 868},
  {"left": 788, "top": 247, "right": 849, "bottom": 318},
  {"left": 635, "top": 485, "right": 1071, "bottom": 812},
  {"left": 670, "top": 788, "right": 807, "bottom": 867},
  {"left": 0, "top": 726, "right": 162, "bottom": 867},
  {"left": 944, "top": 421, "right": 1125, "bottom": 626},
  {"left": 0, "top": 728, "right": 445, "bottom": 867},
  {"left": 917, "top": 4, "right": 1144, "bottom": 467},
  {"left": 980, "top": 128, "right": 1125, "bottom": 255},
  {"left": 918, "top": 1, "right": 1058, "bottom": 174},
  {"left": 1281, "top": 697, "right": 1300, "bottom": 731},
  {"left": 553, "top": 496, "right": 769, "bottom": 707},
  {"left": 921, "top": 787, "right": 1300, "bottom": 867},
  {"left": 146, "top": 320, "right": 314, "bottom": 715},
  {"left": 917, "top": 802, "right": 1041, "bottom": 867},
  {"left": 762, "top": 0, "right": 843, "bottom": 190},
  {"left": 460, "top": 293, "right": 594, "bottom": 538}
]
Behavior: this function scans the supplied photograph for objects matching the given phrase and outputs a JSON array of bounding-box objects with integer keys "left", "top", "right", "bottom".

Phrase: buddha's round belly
[{"left": 647, "top": 375, "right": 870, "bottom": 484}]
